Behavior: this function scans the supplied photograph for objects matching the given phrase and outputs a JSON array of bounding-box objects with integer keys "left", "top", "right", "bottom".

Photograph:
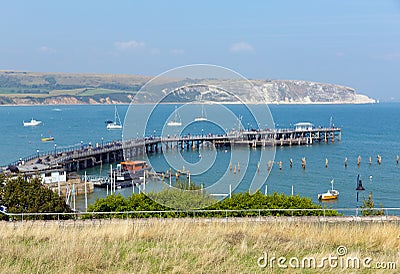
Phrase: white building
[
  {"left": 294, "top": 122, "right": 314, "bottom": 131},
  {"left": 41, "top": 170, "right": 67, "bottom": 184}
]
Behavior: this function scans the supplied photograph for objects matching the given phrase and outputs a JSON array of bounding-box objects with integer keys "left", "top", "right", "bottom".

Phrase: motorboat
[
  {"left": 41, "top": 136, "right": 54, "bottom": 142},
  {"left": 109, "top": 160, "right": 151, "bottom": 188},
  {"left": 23, "top": 118, "right": 42, "bottom": 127},
  {"left": 318, "top": 179, "right": 339, "bottom": 200}
]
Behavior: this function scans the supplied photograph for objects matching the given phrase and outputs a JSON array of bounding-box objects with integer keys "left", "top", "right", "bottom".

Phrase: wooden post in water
[
  {"left": 344, "top": 157, "right": 348, "bottom": 168},
  {"left": 369, "top": 156, "right": 372, "bottom": 165},
  {"left": 377, "top": 155, "right": 382, "bottom": 165},
  {"left": 325, "top": 158, "right": 328, "bottom": 168},
  {"left": 267, "top": 160, "right": 272, "bottom": 171},
  {"left": 396, "top": 155, "right": 399, "bottom": 165},
  {"left": 289, "top": 158, "right": 293, "bottom": 168},
  {"left": 301, "top": 157, "right": 306, "bottom": 169},
  {"left": 357, "top": 156, "right": 361, "bottom": 167}
]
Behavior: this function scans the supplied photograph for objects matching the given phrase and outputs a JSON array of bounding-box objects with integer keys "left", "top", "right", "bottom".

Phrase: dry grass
[{"left": 0, "top": 219, "right": 399, "bottom": 273}]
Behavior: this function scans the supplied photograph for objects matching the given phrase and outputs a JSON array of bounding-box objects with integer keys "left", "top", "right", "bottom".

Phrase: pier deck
[{"left": 7, "top": 127, "right": 341, "bottom": 172}]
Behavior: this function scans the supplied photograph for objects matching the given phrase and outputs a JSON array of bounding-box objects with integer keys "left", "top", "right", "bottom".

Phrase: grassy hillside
[
  {"left": 0, "top": 219, "right": 398, "bottom": 273},
  {"left": 0, "top": 71, "right": 149, "bottom": 104}
]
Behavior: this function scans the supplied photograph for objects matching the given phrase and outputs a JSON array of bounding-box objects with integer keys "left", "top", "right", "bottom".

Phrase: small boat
[
  {"left": 167, "top": 106, "right": 182, "bottom": 126},
  {"left": 107, "top": 105, "right": 123, "bottom": 130},
  {"left": 23, "top": 118, "right": 42, "bottom": 127},
  {"left": 194, "top": 105, "right": 207, "bottom": 122},
  {"left": 41, "top": 137, "right": 54, "bottom": 142},
  {"left": 318, "top": 179, "right": 339, "bottom": 200}
]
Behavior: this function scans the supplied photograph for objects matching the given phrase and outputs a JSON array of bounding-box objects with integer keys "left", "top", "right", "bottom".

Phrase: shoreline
[{"left": 0, "top": 101, "right": 378, "bottom": 107}]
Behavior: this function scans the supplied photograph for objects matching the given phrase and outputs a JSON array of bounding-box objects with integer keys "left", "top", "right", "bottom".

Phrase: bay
[{"left": 1, "top": 103, "right": 400, "bottom": 212}]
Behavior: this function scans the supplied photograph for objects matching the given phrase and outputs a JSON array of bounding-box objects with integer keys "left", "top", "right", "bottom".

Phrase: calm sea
[{"left": 1, "top": 103, "right": 400, "bottom": 211}]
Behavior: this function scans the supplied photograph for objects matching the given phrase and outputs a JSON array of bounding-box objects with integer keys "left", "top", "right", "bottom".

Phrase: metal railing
[{"left": 2, "top": 208, "right": 400, "bottom": 221}]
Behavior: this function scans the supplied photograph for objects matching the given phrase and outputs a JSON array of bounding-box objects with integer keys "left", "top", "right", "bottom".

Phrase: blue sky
[{"left": 1, "top": 0, "right": 400, "bottom": 101}]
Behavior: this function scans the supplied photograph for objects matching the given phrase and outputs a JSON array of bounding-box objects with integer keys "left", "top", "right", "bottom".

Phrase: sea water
[{"left": 1, "top": 103, "right": 400, "bottom": 211}]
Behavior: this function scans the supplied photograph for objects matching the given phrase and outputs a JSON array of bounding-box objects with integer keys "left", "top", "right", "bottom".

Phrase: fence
[{"left": 2, "top": 208, "right": 400, "bottom": 222}]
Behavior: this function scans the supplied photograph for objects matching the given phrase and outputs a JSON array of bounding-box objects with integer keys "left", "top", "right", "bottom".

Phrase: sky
[{"left": 1, "top": 0, "right": 400, "bottom": 101}]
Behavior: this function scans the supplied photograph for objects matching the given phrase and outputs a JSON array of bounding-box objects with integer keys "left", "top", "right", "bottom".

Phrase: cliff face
[
  {"left": 257, "top": 80, "right": 375, "bottom": 104},
  {"left": 0, "top": 71, "right": 375, "bottom": 105}
]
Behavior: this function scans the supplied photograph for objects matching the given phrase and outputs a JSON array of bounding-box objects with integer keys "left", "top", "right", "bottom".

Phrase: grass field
[{"left": 0, "top": 218, "right": 398, "bottom": 273}]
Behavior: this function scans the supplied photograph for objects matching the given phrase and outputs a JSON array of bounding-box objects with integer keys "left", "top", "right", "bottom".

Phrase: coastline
[{"left": 0, "top": 99, "right": 377, "bottom": 107}]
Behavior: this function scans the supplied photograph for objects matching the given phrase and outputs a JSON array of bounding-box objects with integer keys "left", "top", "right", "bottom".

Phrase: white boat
[
  {"left": 107, "top": 106, "right": 123, "bottom": 130},
  {"left": 194, "top": 105, "right": 207, "bottom": 121},
  {"left": 318, "top": 179, "right": 339, "bottom": 201},
  {"left": 167, "top": 106, "right": 182, "bottom": 126},
  {"left": 23, "top": 118, "right": 42, "bottom": 127}
]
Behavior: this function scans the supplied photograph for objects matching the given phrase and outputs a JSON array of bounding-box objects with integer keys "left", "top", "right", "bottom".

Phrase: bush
[{"left": 0, "top": 175, "right": 72, "bottom": 220}]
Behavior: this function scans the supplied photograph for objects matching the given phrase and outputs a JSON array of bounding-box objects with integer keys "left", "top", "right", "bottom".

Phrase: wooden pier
[{"left": 8, "top": 127, "right": 341, "bottom": 172}]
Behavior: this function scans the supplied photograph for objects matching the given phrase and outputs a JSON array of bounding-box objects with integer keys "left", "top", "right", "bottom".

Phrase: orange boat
[{"left": 108, "top": 160, "right": 151, "bottom": 188}]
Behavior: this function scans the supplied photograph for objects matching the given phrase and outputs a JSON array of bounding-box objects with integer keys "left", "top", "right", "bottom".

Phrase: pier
[{"left": 7, "top": 126, "right": 341, "bottom": 173}]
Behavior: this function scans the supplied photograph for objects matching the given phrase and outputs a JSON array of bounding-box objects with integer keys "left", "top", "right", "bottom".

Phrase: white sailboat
[
  {"left": 194, "top": 105, "right": 207, "bottom": 121},
  {"left": 167, "top": 106, "right": 182, "bottom": 126},
  {"left": 107, "top": 106, "right": 123, "bottom": 130}
]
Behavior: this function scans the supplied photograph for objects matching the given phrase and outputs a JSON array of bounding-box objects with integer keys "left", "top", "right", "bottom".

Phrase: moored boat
[
  {"left": 108, "top": 160, "right": 151, "bottom": 188},
  {"left": 167, "top": 106, "right": 182, "bottom": 126},
  {"left": 194, "top": 105, "right": 207, "bottom": 121},
  {"left": 106, "top": 105, "right": 123, "bottom": 130},
  {"left": 41, "top": 136, "right": 54, "bottom": 142},
  {"left": 318, "top": 179, "right": 339, "bottom": 200}
]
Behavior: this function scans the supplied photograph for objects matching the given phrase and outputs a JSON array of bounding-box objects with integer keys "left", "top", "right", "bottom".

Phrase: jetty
[{"left": 6, "top": 126, "right": 341, "bottom": 173}]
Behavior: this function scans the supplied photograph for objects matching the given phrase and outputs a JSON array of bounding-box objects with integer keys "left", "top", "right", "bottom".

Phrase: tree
[
  {"left": 0, "top": 175, "right": 72, "bottom": 220},
  {"left": 361, "top": 191, "right": 384, "bottom": 216}
]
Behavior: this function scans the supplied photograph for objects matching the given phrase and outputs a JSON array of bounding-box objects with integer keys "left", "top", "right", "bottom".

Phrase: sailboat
[
  {"left": 107, "top": 105, "right": 123, "bottom": 130},
  {"left": 194, "top": 105, "right": 207, "bottom": 121},
  {"left": 167, "top": 106, "right": 182, "bottom": 126}
]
